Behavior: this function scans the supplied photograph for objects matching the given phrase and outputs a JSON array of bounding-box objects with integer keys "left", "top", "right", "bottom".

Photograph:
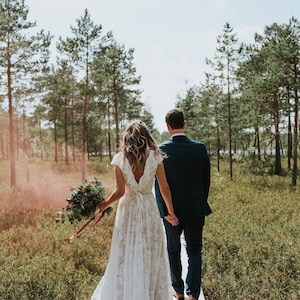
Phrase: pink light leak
[{"left": 0, "top": 160, "right": 108, "bottom": 212}]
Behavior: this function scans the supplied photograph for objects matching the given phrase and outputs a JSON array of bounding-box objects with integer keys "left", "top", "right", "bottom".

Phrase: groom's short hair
[{"left": 165, "top": 108, "right": 185, "bottom": 129}]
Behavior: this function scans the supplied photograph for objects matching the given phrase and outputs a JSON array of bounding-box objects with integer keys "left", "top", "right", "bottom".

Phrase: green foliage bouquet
[{"left": 56, "top": 178, "right": 112, "bottom": 224}]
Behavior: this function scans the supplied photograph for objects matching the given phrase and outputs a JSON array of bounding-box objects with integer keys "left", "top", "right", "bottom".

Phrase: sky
[{"left": 26, "top": 0, "right": 300, "bottom": 132}]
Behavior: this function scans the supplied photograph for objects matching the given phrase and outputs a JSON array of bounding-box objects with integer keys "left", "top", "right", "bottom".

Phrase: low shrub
[{"left": 0, "top": 160, "right": 299, "bottom": 299}]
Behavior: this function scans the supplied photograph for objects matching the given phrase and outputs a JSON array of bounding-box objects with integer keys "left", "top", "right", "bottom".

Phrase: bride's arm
[
  {"left": 97, "top": 166, "right": 125, "bottom": 211},
  {"left": 156, "top": 163, "right": 179, "bottom": 226}
]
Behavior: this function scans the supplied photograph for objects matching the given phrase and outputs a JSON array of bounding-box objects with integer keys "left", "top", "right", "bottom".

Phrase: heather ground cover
[{"left": 0, "top": 158, "right": 299, "bottom": 299}]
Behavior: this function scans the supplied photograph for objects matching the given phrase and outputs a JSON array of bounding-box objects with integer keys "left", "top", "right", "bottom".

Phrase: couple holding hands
[{"left": 91, "top": 108, "right": 211, "bottom": 300}]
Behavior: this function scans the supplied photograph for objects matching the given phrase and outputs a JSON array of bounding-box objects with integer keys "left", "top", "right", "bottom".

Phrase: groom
[{"left": 155, "top": 108, "right": 212, "bottom": 300}]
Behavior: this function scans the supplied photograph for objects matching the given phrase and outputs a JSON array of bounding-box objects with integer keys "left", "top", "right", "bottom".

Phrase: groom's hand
[{"left": 165, "top": 214, "right": 179, "bottom": 226}]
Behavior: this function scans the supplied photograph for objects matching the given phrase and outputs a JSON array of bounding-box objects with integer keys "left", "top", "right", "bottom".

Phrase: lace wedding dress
[{"left": 91, "top": 150, "right": 173, "bottom": 300}]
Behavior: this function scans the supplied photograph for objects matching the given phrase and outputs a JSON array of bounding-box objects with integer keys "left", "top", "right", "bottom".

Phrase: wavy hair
[{"left": 120, "top": 120, "right": 162, "bottom": 171}]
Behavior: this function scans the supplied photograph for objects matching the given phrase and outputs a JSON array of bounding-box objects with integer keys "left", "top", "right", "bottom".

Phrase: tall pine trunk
[
  {"left": 254, "top": 125, "right": 261, "bottom": 161},
  {"left": 274, "top": 95, "right": 282, "bottom": 175},
  {"left": 71, "top": 98, "right": 76, "bottom": 162},
  {"left": 227, "top": 91, "right": 233, "bottom": 179},
  {"left": 64, "top": 100, "right": 69, "bottom": 165},
  {"left": 287, "top": 105, "right": 292, "bottom": 171},
  {"left": 292, "top": 81, "right": 298, "bottom": 186},
  {"left": 113, "top": 69, "right": 120, "bottom": 150},
  {"left": 216, "top": 124, "right": 220, "bottom": 172},
  {"left": 107, "top": 105, "right": 112, "bottom": 162},
  {"left": 81, "top": 65, "right": 88, "bottom": 181},
  {"left": 54, "top": 119, "right": 58, "bottom": 162},
  {"left": 7, "top": 43, "right": 16, "bottom": 187},
  {"left": 81, "top": 94, "right": 87, "bottom": 181}
]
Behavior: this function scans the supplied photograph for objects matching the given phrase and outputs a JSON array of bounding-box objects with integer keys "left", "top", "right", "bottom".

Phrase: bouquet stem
[{"left": 64, "top": 209, "right": 106, "bottom": 241}]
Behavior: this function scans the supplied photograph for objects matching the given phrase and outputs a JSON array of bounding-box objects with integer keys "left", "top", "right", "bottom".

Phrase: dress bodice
[{"left": 111, "top": 150, "right": 163, "bottom": 195}]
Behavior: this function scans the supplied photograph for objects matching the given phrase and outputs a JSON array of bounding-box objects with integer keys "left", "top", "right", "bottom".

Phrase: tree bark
[
  {"left": 217, "top": 124, "right": 220, "bottom": 172},
  {"left": 274, "top": 95, "right": 282, "bottom": 175},
  {"left": 292, "top": 73, "right": 298, "bottom": 186},
  {"left": 255, "top": 125, "right": 261, "bottom": 161},
  {"left": 54, "top": 119, "right": 58, "bottom": 162},
  {"left": 7, "top": 43, "right": 16, "bottom": 187},
  {"left": 287, "top": 105, "right": 292, "bottom": 171},
  {"left": 64, "top": 99, "right": 69, "bottom": 165}
]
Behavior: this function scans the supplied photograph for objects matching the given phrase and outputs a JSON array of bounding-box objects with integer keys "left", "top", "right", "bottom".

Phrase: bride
[{"left": 91, "top": 120, "right": 179, "bottom": 300}]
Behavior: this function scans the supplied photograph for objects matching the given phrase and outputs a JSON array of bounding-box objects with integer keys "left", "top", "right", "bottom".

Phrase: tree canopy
[{"left": 0, "top": 2, "right": 299, "bottom": 186}]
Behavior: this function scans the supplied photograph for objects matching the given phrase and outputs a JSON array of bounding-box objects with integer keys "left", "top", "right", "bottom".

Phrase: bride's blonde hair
[{"left": 120, "top": 120, "right": 162, "bottom": 171}]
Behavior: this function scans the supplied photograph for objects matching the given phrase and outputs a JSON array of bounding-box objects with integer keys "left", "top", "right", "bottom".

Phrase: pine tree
[
  {"left": 91, "top": 33, "right": 141, "bottom": 156},
  {"left": 57, "top": 9, "right": 103, "bottom": 181},
  {"left": 0, "top": 0, "right": 52, "bottom": 187},
  {"left": 209, "top": 22, "right": 239, "bottom": 179}
]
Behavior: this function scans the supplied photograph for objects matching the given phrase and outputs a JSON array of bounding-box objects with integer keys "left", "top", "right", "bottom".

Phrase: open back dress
[{"left": 91, "top": 150, "right": 172, "bottom": 300}]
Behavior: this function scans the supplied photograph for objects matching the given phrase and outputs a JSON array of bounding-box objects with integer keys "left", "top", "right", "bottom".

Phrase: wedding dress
[{"left": 91, "top": 150, "right": 173, "bottom": 300}]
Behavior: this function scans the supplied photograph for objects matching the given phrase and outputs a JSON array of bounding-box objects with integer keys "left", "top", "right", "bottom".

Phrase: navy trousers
[{"left": 163, "top": 216, "right": 205, "bottom": 299}]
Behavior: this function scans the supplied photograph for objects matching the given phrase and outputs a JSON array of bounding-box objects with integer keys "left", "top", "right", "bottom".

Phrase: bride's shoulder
[
  {"left": 111, "top": 152, "right": 124, "bottom": 166},
  {"left": 149, "top": 150, "right": 163, "bottom": 164}
]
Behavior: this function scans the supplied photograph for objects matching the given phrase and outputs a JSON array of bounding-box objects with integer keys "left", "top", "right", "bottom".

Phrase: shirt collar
[{"left": 171, "top": 133, "right": 186, "bottom": 138}]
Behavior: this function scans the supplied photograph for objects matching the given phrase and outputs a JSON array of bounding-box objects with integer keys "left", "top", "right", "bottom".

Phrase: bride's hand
[
  {"left": 165, "top": 214, "right": 179, "bottom": 226},
  {"left": 97, "top": 200, "right": 109, "bottom": 212}
]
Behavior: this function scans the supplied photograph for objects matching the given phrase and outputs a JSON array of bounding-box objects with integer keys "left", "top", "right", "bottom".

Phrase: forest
[
  {"left": 0, "top": 1, "right": 299, "bottom": 299},
  {"left": 0, "top": 0, "right": 300, "bottom": 187}
]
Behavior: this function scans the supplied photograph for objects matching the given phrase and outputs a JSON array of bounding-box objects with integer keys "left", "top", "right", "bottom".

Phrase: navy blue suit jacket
[{"left": 155, "top": 135, "right": 212, "bottom": 222}]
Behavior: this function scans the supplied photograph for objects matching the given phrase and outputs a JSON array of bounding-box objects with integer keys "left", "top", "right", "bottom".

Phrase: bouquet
[{"left": 56, "top": 178, "right": 112, "bottom": 240}]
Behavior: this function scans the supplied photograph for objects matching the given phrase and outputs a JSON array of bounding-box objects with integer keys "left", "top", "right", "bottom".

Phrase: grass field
[{"left": 0, "top": 158, "right": 299, "bottom": 299}]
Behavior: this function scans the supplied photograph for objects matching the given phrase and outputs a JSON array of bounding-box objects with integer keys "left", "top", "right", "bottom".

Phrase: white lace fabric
[{"left": 91, "top": 150, "right": 172, "bottom": 300}]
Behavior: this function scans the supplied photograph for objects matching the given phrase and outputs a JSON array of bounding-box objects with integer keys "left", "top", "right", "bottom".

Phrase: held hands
[{"left": 164, "top": 214, "right": 179, "bottom": 226}]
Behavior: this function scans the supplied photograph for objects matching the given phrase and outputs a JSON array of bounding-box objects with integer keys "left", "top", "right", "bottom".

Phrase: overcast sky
[{"left": 26, "top": 0, "right": 299, "bottom": 132}]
